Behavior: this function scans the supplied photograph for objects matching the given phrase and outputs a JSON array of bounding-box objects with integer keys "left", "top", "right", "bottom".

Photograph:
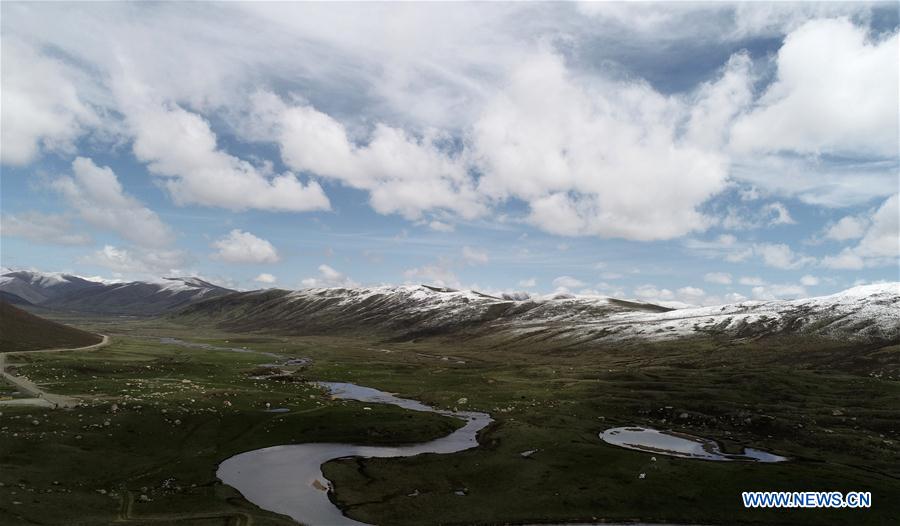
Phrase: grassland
[{"left": 1, "top": 315, "right": 898, "bottom": 525}]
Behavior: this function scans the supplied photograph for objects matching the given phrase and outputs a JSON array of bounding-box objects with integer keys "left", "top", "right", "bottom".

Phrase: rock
[
  {"left": 138, "top": 494, "right": 150, "bottom": 502},
  {"left": 679, "top": 412, "right": 689, "bottom": 419},
  {"left": 31, "top": 420, "right": 40, "bottom": 426},
  {"left": 519, "top": 449, "right": 539, "bottom": 458},
  {"left": 457, "top": 397, "right": 468, "bottom": 405},
  {"left": 639, "top": 473, "right": 646, "bottom": 479},
  {"left": 454, "top": 488, "right": 468, "bottom": 496},
  {"left": 407, "top": 489, "right": 420, "bottom": 497},
  {"left": 832, "top": 409, "right": 844, "bottom": 416}
]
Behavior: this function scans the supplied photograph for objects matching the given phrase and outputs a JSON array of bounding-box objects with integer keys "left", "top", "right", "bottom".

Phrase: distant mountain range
[
  {"left": 175, "top": 282, "right": 900, "bottom": 345},
  {"left": 3, "top": 269, "right": 897, "bottom": 344},
  {"left": 0, "top": 269, "right": 232, "bottom": 315}
]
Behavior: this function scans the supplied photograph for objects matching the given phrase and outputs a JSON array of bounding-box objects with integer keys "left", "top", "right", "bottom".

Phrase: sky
[{"left": 1, "top": 1, "right": 898, "bottom": 307}]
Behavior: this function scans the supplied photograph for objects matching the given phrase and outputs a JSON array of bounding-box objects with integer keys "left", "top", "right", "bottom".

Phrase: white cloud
[
  {"left": 721, "top": 201, "right": 795, "bottom": 230},
  {"left": 301, "top": 264, "right": 358, "bottom": 288},
  {"left": 254, "top": 273, "right": 276, "bottom": 284},
  {"left": 428, "top": 220, "right": 455, "bottom": 232},
  {"left": 739, "top": 276, "right": 766, "bottom": 286},
  {"left": 0, "top": 38, "right": 99, "bottom": 165},
  {"left": 634, "top": 283, "right": 739, "bottom": 307},
  {"left": 53, "top": 157, "right": 174, "bottom": 248},
  {"left": 704, "top": 272, "right": 732, "bottom": 285},
  {"left": 823, "top": 214, "right": 869, "bottom": 241},
  {"left": 403, "top": 263, "right": 459, "bottom": 288},
  {"left": 462, "top": 246, "right": 489, "bottom": 265},
  {"left": 0, "top": 212, "right": 92, "bottom": 245},
  {"left": 751, "top": 283, "right": 807, "bottom": 300},
  {"left": 800, "top": 275, "right": 820, "bottom": 286},
  {"left": 474, "top": 51, "right": 730, "bottom": 241},
  {"left": 211, "top": 229, "right": 280, "bottom": 264},
  {"left": 754, "top": 243, "right": 815, "bottom": 269},
  {"left": 633, "top": 284, "right": 674, "bottom": 302},
  {"left": 822, "top": 194, "right": 899, "bottom": 269},
  {"left": 518, "top": 277, "right": 536, "bottom": 288},
  {"left": 552, "top": 276, "right": 586, "bottom": 290},
  {"left": 262, "top": 93, "right": 484, "bottom": 221},
  {"left": 122, "top": 96, "right": 332, "bottom": 213},
  {"left": 81, "top": 244, "right": 186, "bottom": 276},
  {"left": 731, "top": 18, "right": 898, "bottom": 158}
]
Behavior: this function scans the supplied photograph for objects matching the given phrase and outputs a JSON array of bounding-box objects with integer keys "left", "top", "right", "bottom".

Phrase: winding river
[{"left": 217, "top": 382, "right": 493, "bottom": 525}]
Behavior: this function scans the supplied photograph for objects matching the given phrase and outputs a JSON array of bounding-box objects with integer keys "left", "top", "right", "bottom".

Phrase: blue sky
[{"left": 1, "top": 2, "right": 898, "bottom": 306}]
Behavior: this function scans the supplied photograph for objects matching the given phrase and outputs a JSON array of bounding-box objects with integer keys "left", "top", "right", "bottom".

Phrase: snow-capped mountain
[
  {"left": 0, "top": 269, "right": 234, "bottom": 315},
  {"left": 176, "top": 282, "right": 900, "bottom": 344}
]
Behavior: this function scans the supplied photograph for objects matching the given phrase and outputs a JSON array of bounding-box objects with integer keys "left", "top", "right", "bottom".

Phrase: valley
[{"left": 1, "top": 306, "right": 898, "bottom": 525}]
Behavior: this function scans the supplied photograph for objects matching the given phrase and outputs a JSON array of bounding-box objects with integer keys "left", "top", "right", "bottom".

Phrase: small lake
[
  {"left": 600, "top": 426, "right": 787, "bottom": 462},
  {"left": 217, "top": 382, "right": 493, "bottom": 525}
]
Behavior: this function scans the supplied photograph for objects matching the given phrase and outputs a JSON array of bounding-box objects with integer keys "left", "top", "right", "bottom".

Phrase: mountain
[
  {"left": 174, "top": 285, "right": 662, "bottom": 339},
  {"left": 0, "top": 270, "right": 234, "bottom": 316},
  {"left": 0, "top": 301, "right": 103, "bottom": 352},
  {"left": 174, "top": 282, "right": 900, "bottom": 345}
]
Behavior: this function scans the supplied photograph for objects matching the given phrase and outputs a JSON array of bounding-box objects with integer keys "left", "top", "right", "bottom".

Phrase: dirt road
[{"left": 0, "top": 334, "right": 110, "bottom": 408}]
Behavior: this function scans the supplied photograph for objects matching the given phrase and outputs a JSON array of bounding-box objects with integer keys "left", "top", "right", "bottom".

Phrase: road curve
[{"left": 0, "top": 333, "right": 111, "bottom": 408}]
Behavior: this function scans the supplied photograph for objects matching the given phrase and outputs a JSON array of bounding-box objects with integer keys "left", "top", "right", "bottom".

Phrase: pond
[{"left": 600, "top": 426, "right": 787, "bottom": 462}]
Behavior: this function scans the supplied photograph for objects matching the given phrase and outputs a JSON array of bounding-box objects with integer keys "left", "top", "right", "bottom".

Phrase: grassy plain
[{"left": 1, "top": 315, "right": 898, "bottom": 525}]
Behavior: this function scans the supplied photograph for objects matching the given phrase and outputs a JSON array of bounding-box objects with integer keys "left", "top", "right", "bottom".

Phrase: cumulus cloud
[
  {"left": 704, "top": 272, "right": 732, "bottom": 285},
  {"left": 211, "top": 230, "right": 280, "bottom": 264},
  {"left": 257, "top": 92, "right": 484, "bottom": 221},
  {"left": 428, "top": 221, "right": 455, "bottom": 232},
  {"left": 635, "top": 282, "right": 759, "bottom": 307},
  {"left": 552, "top": 276, "right": 587, "bottom": 290},
  {"left": 0, "top": 212, "right": 92, "bottom": 245},
  {"left": 301, "top": 264, "right": 358, "bottom": 288},
  {"left": 0, "top": 38, "right": 99, "bottom": 165},
  {"left": 821, "top": 194, "right": 899, "bottom": 269},
  {"left": 53, "top": 157, "right": 174, "bottom": 248},
  {"left": 800, "top": 275, "right": 820, "bottom": 286},
  {"left": 518, "top": 277, "right": 536, "bottom": 288},
  {"left": 739, "top": 276, "right": 766, "bottom": 286},
  {"left": 751, "top": 283, "right": 807, "bottom": 300},
  {"left": 754, "top": 243, "right": 816, "bottom": 269},
  {"left": 81, "top": 244, "right": 187, "bottom": 275},
  {"left": 254, "top": 273, "right": 276, "bottom": 284},
  {"left": 403, "top": 263, "right": 459, "bottom": 288},
  {"left": 823, "top": 214, "right": 869, "bottom": 241},
  {"left": 473, "top": 51, "right": 730, "bottom": 241},
  {"left": 121, "top": 94, "right": 331, "bottom": 213},
  {"left": 731, "top": 19, "right": 898, "bottom": 158}
]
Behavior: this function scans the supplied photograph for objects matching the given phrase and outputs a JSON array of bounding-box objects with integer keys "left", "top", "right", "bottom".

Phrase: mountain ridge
[
  {"left": 0, "top": 270, "right": 233, "bottom": 315},
  {"left": 175, "top": 282, "right": 900, "bottom": 345}
]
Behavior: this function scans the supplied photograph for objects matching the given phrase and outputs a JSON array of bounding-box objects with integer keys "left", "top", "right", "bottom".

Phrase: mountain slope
[
  {"left": 174, "top": 282, "right": 900, "bottom": 344},
  {"left": 0, "top": 270, "right": 234, "bottom": 315},
  {"left": 174, "top": 285, "right": 651, "bottom": 339},
  {"left": 0, "top": 301, "right": 103, "bottom": 352}
]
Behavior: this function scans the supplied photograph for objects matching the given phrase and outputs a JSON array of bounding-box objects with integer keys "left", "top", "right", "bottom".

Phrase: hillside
[
  {"left": 0, "top": 270, "right": 234, "bottom": 315},
  {"left": 174, "top": 282, "right": 900, "bottom": 345},
  {"left": 0, "top": 301, "right": 103, "bottom": 352}
]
